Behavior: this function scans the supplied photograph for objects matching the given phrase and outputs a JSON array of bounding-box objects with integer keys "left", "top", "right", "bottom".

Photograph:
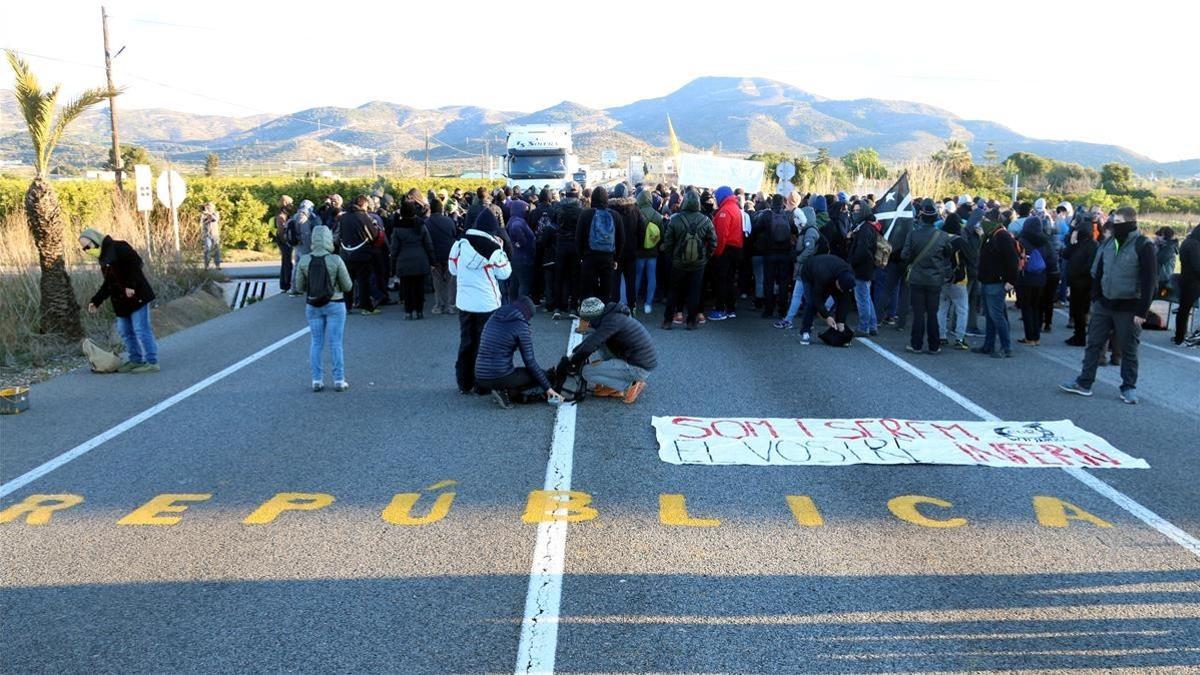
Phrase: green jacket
[
  {"left": 294, "top": 225, "right": 354, "bottom": 300},
  {"left": 661, "top": 191, "right": 716, "bottom": 272},
  {"left": 636, "top": 189, "right": 665, "bottom": 258}
]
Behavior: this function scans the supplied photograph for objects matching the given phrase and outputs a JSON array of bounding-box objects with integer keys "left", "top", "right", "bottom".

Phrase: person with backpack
[
  {"left": 528, "top": 188, "right": 557, "bottom": 310},
  {"left": 336, "top": 195, "right": 384, "bottom": 315},
  {"left": 901, "top": 198, "right": 953, "bottom": 354},
  {"left": 553, "top": 182, "right": 584, "bottom": 320},
  {"left": 426, "top": 196, "right": 459, "bottom": 315},
  {"left": 608, "top": 183, "right": 643, "bottom": 310},
  {"left": 285, "top": 199, "right": 320, "bottom": 262},
  {"left": 756, "top": 193, "right": 798, "bottom": 320},
  {"left": 475, "top": 296, "right": 564, "bottom": 409},
  {"left": 449, "top": 209, "right": 512, "bottom": 395},
  {"left": 80, "top": 228, "right": 160, "bottom": 373},
  {"left": 796, "top": 253, "right": 856, "bottom": 345},
  {"left": 1154, "top": 227, "right": 1180, "bottom": 296},
  {"left": 936, "top": 214, "right": 971, "bottom": 350},
  {"left": 974, "top": 208, "right": 1021, "bottom": 358},
  {"left": 389, "top": 200, "right": 436, "bottom": 320},
  {"left": 1063, "top": 215, "right": 1100, "bottom": 346},
  {"left": 1060, "top": 206, "right": 1158, "bottom": 404},
  {"left": 774, "top": 204, "right": 821, "bottom": 330},
  {"left": 506, "top": 198, "right": 536, "bottom": 302},
  {"left": 635, "top": 186, "right": 664, "bottom": 315},
  {"left": 575, "top": 185, "right": 624, "bottom": 303},
  {"left": 1015, "top": 215, "right": 1056, "bottom": 345},
  {"left": 571, "top": 297, "right": 658, "bottom": 403},
  {"left": 660, "top": 190, "right": 716, "bottom": 329},
  {"left": 292, "top": 224, "right": 353, "bottom": 392},
  {"left": 709, "top": 186, "right": 745, "bottom": 321},
  {"left": 848, "top": 205, "right": 883, "bottom": 336},
  {"left": 275, "top": 195, "right": 295, "bottom": 293}
]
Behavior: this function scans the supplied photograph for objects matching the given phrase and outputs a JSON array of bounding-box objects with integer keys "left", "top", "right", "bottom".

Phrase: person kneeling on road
[
  {"left": 475, "top": 296, "right": 564, "bottom": 409},
  {"left": 80, "top": 228, "right": 160, "bottom": 373},
  {"left": 570, "top": 297, "right": 657, "bottom": 403},
  {"left": 797, "top": 254, "right": 856, "bottom": 346}
]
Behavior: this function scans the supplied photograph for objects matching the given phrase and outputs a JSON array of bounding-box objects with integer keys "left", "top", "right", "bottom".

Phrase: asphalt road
[{"left": 1, "top": 288, "right": 1198, "bottom": 673}]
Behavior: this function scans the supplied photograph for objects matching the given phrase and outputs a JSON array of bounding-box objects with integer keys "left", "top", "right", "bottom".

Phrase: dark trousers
[
  {"left": 347, "top": 258, "right": 375, "bottom": 311},
  {"left": 1017, "top": 285, "right": 1042, "bottom": 341},
  {"left": 799, "top": 288, "right": 849, "bottom": 334},
  {"left": 1040, "top": 274, "right": 1059, "bottom": 328},
  {"left": 542, "top": 265, "right": 556, "bottom": 310},
  {"left": 279, "top": 243, "right": 294, "bottom": 291},
  {"left": 1068, "top": 280, "right": 1091, "bottom": 342},
  {"left": 372, "top": 246, "right": 391, "bottom": 300},
  {"left": 456, "top": 310, "right": 494, "bottom": 392},
  {"left": 612, "top": 255, "right": 637, "bottom": 306},
  {"left": 401, "top": 274, "right": 426, "bottom": 313},
  {"left": 510, "top": 262, "right": 534, "bottom": 301},
  {"left": 580, "top": 254, "right": 613, "bottom": 302},
  {"left": 477, "top": 367, "right": 542, "bottom": 402},
  {"left": 882, "top": 261, "right": 910, "bottom": 325},
  {"left": 762, "top": 252, "right": 791, "bottom": 316},
  {"left": 664, "top": 268, "right": 704, "bottom": 325},
  {"left": 966, "top": 279, "right": 982, "bottom": 332},
  {"left": 1177, "top": 281, "right": 1199, "bottom": 344},
  {"left": 909, "top": 284, "right": 941, "bottom": 350},
  {"left": 1078, "top": 302, "right": 1140, "bottom": 391},
  {"left": 554, "top": 253, "right": 580, "bottom": 312},
  {"left": 712, "top": 247, "right": 742, "bottom": 312}
]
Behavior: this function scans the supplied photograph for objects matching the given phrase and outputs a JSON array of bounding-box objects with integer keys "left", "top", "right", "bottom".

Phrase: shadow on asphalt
[{"left": 3, "top": 570, "right": 1198, "bottom": 672}]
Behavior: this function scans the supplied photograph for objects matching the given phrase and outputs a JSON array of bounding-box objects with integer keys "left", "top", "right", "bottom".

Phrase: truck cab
[{"left": 504, "top": 124, "right": 578, "bottom": 192}]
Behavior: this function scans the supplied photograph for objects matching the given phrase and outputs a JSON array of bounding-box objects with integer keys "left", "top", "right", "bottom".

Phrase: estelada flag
[{"left": 874, "top": 171, "right": 912, "bottom": 239}]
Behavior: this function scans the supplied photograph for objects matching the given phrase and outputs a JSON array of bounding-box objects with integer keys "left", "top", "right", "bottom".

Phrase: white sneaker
[
  {"left": 311, "top": 381, "right": 324, "bottom": 392},
  {"left": 643, "top": 304, "right": 652, "bottom": 314},
  {"left": 800, "top": 332, "right": 812, "bottom": 345},
  {"left": 334, "top": 380, "right": 349, "bottom": 392}
]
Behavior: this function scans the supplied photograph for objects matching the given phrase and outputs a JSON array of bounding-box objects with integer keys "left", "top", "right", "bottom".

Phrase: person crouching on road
[
  {"left": 796, "top": 254, "right": 856, "bottom": 346},
  {"left": 475, "top": 296, "right": 564, "bottom": 409},
  {"left": 570, "top": 297, "right": 657, "bottom": 403},
  {"left": 450, "top": 209, "right": 512, "bottom": 394},
  {"left": 80, "top": 228, "right": 159, "bottom": 373},
  {"left": 294, "top": 225, "right": 353, "bottom": 392}
]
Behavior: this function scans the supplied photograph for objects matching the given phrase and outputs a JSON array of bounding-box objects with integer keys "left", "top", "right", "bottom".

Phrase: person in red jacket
[{"left": 708, "top": 185, "right": 744, "bottom": 321}]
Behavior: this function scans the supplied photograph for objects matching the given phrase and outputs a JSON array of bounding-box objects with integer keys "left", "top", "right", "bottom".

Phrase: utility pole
[
  {"left": 424, "top": 127, "right": 430, "bottom": 178},
  {"left": 101, "top": 6, "right": 123, "bottom": 193}
]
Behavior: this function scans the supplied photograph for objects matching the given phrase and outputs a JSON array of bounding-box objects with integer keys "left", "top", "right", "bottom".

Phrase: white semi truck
[{"left": 503, "top": 124, "right": 579, "bottom": 192}]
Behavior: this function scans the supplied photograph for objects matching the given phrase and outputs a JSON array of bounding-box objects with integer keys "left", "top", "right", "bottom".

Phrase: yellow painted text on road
[
  {"left": 0, "top": 494, "right": 83, "bottom": 525},
  {"left": 243, "top": 492, "right": 335, "bottom": 525},
  {"left": 888, "top": 494, "right": 968, "bottom": 528},
  {"left": 382, "top": 492, "right": 455, "bottom": 525},
  {"left": 786, "top": 495, "right": 825, "bottom": 527},
  {"left": 1033, "top": 495, "right": 1113, "bottom": 528},
  {"left": 118, "top": 493, "right": 212, "bottom": 526},
  {"left": 659, "top": 494, "right": 720, "bottom": 527},
  {"left": 522, "top": 490, "right": 598, "bottom": 523}
]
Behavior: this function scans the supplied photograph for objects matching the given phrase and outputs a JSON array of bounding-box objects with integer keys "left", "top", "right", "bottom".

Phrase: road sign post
[{"left": 133, "top": 164, "right": 154, "bottom": 262}]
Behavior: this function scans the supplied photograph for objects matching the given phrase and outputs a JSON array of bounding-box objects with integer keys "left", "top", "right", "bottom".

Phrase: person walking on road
[
  {"left": 1060, "top": 206, "right": 1158, "bottom": 404},
  {"left": 389, "top": 200, "right": 436, "bottom": 320},
  {"left": 660, "top": 190, "right": 716, "bottom": 330},
  {"left": 974, "top": 208, "right": 1020, "bottom": 358},
  {"left": 426, "top": 196, "right": 459, "bottom": 315},
  {"left": 200, "top": 202, "right": 221, "bottom": 270},
  {"left": 80, "top": 228, "right": 160, "bottom": 373},
  {"left": 901, "top": 198, "right": 953, "bottom": 354},
  {"left": 450, "top": 209, "right": 512, "bottom": 394},
  {"left": 475, "top": 296, "right": 564, "bottom": 408},
  {"left": 294, "top": 225, "right": 353, "bottom": 392},
  {"left": 276, "top": 195, "right": 295, "bottom": 293},
  {"left": 571, "top": 297, "right": 657, "bottom": 403}
]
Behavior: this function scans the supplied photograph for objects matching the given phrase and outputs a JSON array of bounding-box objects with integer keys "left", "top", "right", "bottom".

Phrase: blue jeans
[
  {"left": 116, "top": 304, "right": 158, "bottom": 365},
  {"left": 306, "top": 302, "right": 346, "bottom": 382},
  {"left": 751, "top": 255, "right": 764, "bottom": 298},
  {"left": 881, "top": 261, "right": 909, "bottom": 323},
  {"left": 854, "top": 278, "right": 877, "bottom": 332},
  {"left": 634, "top": 257, "right": 657, "bottom": 307},
  {"left": 981, "top": 283, "right": 1011, "bottom": 352}
]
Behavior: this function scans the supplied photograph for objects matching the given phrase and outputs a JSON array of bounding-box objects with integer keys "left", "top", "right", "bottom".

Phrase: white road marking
[
  {"left": 859, "top": 337, "right": 1200, "bottom": 559},
  {"left": 0, "top": 327, "right": 310, "bottom": 499},
  {"left": 515, "top": 320, "right": 584, "bottom": 675},
  {"left": 1053, "top": 307, "right": 1200, "bottom": 364}
]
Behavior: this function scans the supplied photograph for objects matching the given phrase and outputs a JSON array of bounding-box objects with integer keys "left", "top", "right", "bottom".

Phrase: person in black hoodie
[
  {"left": 1015, "top": 216, "right": 1058, "bottom": 345},
  {"left": 1063, "top": 216, "right": 1100, "bottom": 346},
  {"left": 607, "top": 183, "right": 642, "bottom": 309},
  {"left": 797, "top": 254, "right": 856, "bottom": 345},
  {"left": 575, "top": 185, "right": 624, "bottom": 302},
  {"left": 553, "top": 183, "right": 584, "bottom": 319},
  {"left": 975, "top": 209, "right": 1020, "bottom": 357},
  {"left": 80, "top": 228, "right": 159, "bottom": 372},
  {"left": 475, "top": 296, "right": 563, "bottom": 408},
  {"left": 426, "top": 197, "right": 459, "bottom": 315},
  {"left": 389, "top": 200, "right": 436, "bottom": 319},
  {"left": 336, "top": 195, "right": 383, "bottom": 315},
  {"left": 847, "top": 205, "right": 881, "bottom": 335},
  {"left": 1174, "top": 224, "right": 1200, "bottom": 345},
  {"left": 527, "top": 188, "right": 556, "bottom": 309}
]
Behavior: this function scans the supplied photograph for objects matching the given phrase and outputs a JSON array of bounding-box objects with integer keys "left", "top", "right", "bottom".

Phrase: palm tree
[
  {"left": 932, "top": 138, "right": 973, "bottom": 177},
  {"left": 7, "top": 50, "right": 111, "bottom": 338}
]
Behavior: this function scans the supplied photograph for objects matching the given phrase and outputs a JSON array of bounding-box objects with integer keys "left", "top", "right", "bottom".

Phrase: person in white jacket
[{"left": 449, "top": 209, "right": 512, "bottom": 394}]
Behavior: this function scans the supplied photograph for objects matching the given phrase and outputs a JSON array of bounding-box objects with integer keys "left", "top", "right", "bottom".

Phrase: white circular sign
[
  {"left": 601, "top": 149, "right": 617, "bottom": 164},
  {"left": 156, "top": 170, "right": 187, "bottom": 209},
  {"left": 776, "top": 161, "right": 795, "bottom": 181}
]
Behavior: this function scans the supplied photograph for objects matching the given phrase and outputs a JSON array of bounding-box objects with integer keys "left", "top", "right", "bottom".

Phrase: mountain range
[{"left": 2, "top": 76, "right": 1196, "bottom": 177}]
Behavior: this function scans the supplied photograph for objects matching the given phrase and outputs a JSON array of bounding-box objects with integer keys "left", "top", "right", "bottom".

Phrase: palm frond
[
  {"left": 7, "top": 50, "right": 110, "bottom": 177},
  {"left": 46, "top": 87, "right": 112, "bottom": 169}
]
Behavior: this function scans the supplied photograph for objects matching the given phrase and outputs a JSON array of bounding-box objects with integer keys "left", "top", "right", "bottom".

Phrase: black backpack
[
  {"left": 306, "top": 254, "right": 334, "bottom": 307},
  {"left": 802, "top": 224, "right": 831, "bottom": 256},
  {"left": 284, "top": 217, "right": 302, "bottom": 247},
  {"left": 769, "top": 210, "right": 793, "bottom": 248}
]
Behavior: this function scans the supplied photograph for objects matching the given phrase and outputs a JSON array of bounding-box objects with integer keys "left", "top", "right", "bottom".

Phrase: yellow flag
[{"left": 667, "top": 114, "right": 681, "bottom": 161}]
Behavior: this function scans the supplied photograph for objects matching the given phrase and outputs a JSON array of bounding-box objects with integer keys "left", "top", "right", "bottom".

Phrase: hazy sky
[{"left": 3, "top": 0, "right": 1197, "bottom": 161}]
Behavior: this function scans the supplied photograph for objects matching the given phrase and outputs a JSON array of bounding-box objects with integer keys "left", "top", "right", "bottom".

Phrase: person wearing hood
[
  {"left": 1060, "top": 206, "right": 1157, "bottom": 404},
  {"left": 570, "top": 297, "right": 657, "bottom": 403},
  {"left": 426, "top": 197, "right": 459, "bottom": 315},
  {"left": 528, "top": 188, "right": 556, "bottom": 311},
  {"left": 336, "top": 195, "right": 384, "bottom": 315},
  {"left": 974, "top": 208, "right": 1020, "bottom": 358},
  {"left": 709, "top": 186, "right": 745, "bottom": 321},
  {"left": 634, "top": 187, "right": 664, "bottom": 314},
  {"left": 1175, "top": 224, "right": 1200, "bottom": 345},
  {"left": 1063, "top": 214, "right": 1100, "bottom": 346},
  {"left": 475, "top": 296, "right": 563, "bottom": 408},
  {"left": 775, "top": 204, "right": 820, "bottom": 330},
  {"left": 607, "top": 182, "right": 643, "bottom": 310},
  {"left": 879, "top": 202, "right": 914, "bottom": 330},
  {"left": 80, "top": 228, "right": 160, "bottom": 373},
  {"left": 389, "top": 200, "right": 436, "bottom": 320},
  {"left": 292, "top": 224, "right": 353, "bottom": 392},
  {"left": 755, "top": 193, "right": 799, "bottom": 320},
  {"left": 576, "top": 185, "right": 625, "bottom": 303},
  {"left": 553, "top": 182, "right": 584, "bottom": 320},
  {"left": 276, "top": 195, "right": 296, "bottom": 293},
  {"left": 286, "top": 199, "right": 321, "bottom": 261},
  {"left": 506, "top": 198, "right": 536, "bottom": 302},
  {"left": 1015, "top": 213, "right": 1058, "bottom": 345},
  {"left": 1154, "top": 227, "right": 1180, "bottom": 295},
  {"left": 660, "top": 190, "right": 717, "bottom": 329},
  {"left": 901, "top": 198, "right": 953, "bottom": 353},
  {"left": 848, "top": 204, "right": 882, "bottom": 335},
  {"left": 796, "top": 254, "right": 856, "bottom": 345},
  {"left": 936, "top": 214, "right": 971, "bottom": 349},
  {"left": 449, "top": 209, "right": 512, "bottom": 394}
]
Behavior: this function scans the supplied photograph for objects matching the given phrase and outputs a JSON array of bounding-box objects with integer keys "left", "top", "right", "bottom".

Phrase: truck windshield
[{"left": 509, "top": 154, "right": 566, "bottom": 179}]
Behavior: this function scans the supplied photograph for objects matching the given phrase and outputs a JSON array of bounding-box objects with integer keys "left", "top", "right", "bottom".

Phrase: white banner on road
[
  {"left": 652, "top": 417, "right": 1148, "bottom": 469},
  {"left": 677, "top": 153, "right": 764, "bottom": 193}
]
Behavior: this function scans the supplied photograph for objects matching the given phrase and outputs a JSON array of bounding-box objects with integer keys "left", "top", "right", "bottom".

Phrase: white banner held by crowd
[
  {"left": 677, "top": 153, "right": 764, "bottom": 193},
  {"left": 651, "top": 417, "right": 1148, "bottom": 469}
]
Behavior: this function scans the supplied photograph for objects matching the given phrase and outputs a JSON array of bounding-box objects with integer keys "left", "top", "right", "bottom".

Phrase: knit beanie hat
[
  {"left": 80, "top": 228, "right": 104, "bottom": 247},
  {"left": 579, "top": 297, "right": 606, "bottom": 319}
]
